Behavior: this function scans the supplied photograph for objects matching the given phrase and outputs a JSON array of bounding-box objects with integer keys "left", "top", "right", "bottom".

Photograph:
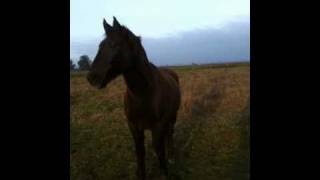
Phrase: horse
[{"left": 87, "top": 17, "right": 181, "bottom": 180}]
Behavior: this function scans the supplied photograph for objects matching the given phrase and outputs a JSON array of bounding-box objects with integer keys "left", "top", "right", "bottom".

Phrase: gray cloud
[{"left": 70, "top": 19, "right": 250, "bottom": 65}]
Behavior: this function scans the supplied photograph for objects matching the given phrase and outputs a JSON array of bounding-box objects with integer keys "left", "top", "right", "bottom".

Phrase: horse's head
[{"left": 87, "top": 17, "right": 140, "bottom": 89}]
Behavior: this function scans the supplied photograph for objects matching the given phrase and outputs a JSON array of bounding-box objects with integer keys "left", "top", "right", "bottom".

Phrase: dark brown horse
[{"left": 87, "top": 17, "right": 181, "bottom": 180}]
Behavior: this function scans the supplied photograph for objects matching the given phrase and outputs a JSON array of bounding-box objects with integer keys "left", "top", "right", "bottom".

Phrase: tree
[
  {"left": 78, "top": 55, "right": 91, "bottom": 71},
  {"left": 70, "top": 59, "right": 76, "bottom": 71}
]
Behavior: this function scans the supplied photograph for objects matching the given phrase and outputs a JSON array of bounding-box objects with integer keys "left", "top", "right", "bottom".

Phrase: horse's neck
[{"left": 123, "top": 56, "right": 156, "bottom": 97}]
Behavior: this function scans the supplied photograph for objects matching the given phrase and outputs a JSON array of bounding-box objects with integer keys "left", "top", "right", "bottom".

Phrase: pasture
[{"left": 70, "top": 63, "right": 250, "bottom": 180}]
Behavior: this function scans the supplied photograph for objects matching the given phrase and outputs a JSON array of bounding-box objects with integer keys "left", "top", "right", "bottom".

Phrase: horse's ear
[
  {"left": 103, "top": 18, "right": 112, "bottom": 33},
  {"left": 113, "top": 16, "right": 121, "bottom": 30}
]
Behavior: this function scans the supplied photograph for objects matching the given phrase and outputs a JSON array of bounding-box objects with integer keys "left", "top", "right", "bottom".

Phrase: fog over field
[
  {"left": 71, "top": 0, "right": 250, "bottom": 65},
  {"left": 70, "top": 18, "right": 249, "bottom": 66}
]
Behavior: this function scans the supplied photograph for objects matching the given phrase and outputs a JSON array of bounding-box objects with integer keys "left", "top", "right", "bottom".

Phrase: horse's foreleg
[{"left": 129, "top": 125, "right": 146, "bottom": 180}]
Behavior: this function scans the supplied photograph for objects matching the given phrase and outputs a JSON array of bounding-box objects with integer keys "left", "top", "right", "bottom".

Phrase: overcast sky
[{"left": 70, "top": 0, "right": 250, "bottom": 65}]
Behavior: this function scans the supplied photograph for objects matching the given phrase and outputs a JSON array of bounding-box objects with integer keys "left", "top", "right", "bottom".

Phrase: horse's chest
[
  {"left": 130, "top": 102, "right": 156, "bottom": 119},
  {"left": 125, "top": 98, "right": 158, "bottom": 129}
]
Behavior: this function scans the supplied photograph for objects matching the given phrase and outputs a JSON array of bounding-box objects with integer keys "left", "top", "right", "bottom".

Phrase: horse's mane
[
  {"left": 121, "top": 26, "right": 141, "bottom": 42},
  {"left": 148, "top": 62, "right": 158, "bottom": 70},
  {"left": 120, "top": 26, "right": 152, "bottom": 66}
]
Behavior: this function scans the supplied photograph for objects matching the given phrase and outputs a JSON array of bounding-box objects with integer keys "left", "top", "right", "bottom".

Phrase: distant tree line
[{"left": 70, "top": 55, "right": 92, "bottom": 71}]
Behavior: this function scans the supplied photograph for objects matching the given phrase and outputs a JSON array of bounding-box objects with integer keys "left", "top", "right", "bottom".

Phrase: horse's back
[
  {"left": 159, "top": 68, "right": 179, "bottom": 85},
  {"left": 158, "top": 67, "right": 181, "bottom": 113}
]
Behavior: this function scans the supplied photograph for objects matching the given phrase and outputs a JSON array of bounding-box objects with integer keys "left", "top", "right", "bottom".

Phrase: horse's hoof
[
  {"left": 154, "top": 175, "right": 167, "bottom": 180},
  {"left": 136, "top": 172, "right": 146, "bottom": 180},
  {"left": 137, "top": 176, "right": 146, "bottom": 180},
  {"left": 168, "top": 159, "right": 174, "bottom": 164}
]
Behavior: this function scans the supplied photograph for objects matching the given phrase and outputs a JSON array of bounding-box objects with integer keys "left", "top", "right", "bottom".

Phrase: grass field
[{"left": 70, "top": 63, "right": 250, "bottom": 180}]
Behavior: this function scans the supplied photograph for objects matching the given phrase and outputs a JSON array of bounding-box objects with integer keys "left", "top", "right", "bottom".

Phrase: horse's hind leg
[
  {"left": 167, "top": 114, "right": 177, "bottom": 162},
  {"left": 166, "top": 123, "right": 174, "bottom": 163},
  {"left": 152, "top": 128, "right": 168, "bottom": 176}
]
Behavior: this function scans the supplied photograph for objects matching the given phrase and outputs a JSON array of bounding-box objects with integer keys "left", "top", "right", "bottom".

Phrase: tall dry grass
[{"left": 70, "top": 64, "right": 250, "bottom": 180}]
